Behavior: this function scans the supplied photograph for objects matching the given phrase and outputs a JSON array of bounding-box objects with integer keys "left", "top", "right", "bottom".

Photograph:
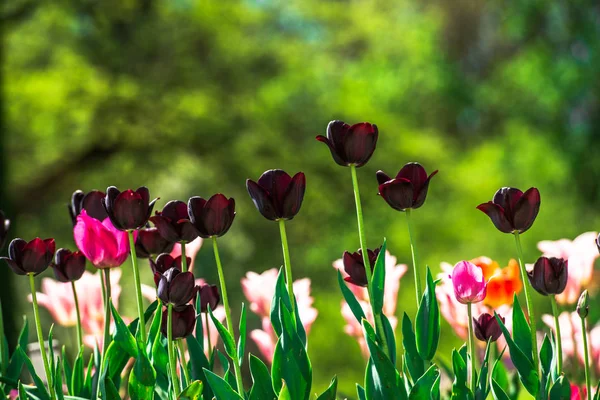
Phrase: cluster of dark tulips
[{"left": 0, "top": 119, "right": 598, "bottom": 400}]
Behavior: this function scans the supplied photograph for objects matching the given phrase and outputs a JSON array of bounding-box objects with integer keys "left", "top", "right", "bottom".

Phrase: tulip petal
[
  {"left": 149, "top": 215, "right": 180, "bottom": 242},
  {"left": 281, "top": 172, "right": 306, "bottom": 220},
  {"left": 316, "top": 135, "right": 347, "bottom": 167},
  {"left": 396, "top": 163, "right": 427, "bottom": 189},
  {"left": 187, "top": 196, "right": 207, "bottom": 227},
  {"left": 1, "top": 258, "right": 26, "bottom": 275},
  {"left": 8, "top": 238, "right": 27, "bottom": 264},
  {"left": 203, "top": 194, "right": 236, "bottom": 237},
  {"left": 412, "top": 170, "right": 438, "bottom": 209},
  {"left": 512, "top": 187, "right": 540, "bottom": 233},
  {"left": 492, "top": 187, "right": 523, "bottom": 223},
  {"left": 258, "top": 169, "right": 292, "bottom": 208},
  {"left": 476, "top": 202, "right": 514, "bottom": 233},
  {"left": 376, "top": 170, "right": 392, "bottom": 185},
  {"left": 451, "top": 261, "right": 487, "bottom": 304},
  {"left": 378, "top": 178, "right": 414, "bottom": 211},
  {"left": 170, "top": 271, "right": 196, "bottom": 306},
  {"left": 246, "top": 179, "right": 278, "bottom": 221},
  {"left": 81, "top": 190, "right": 108, "bottom": 221},
  {"left": 344, "top": 123, "right": 378, "bottom": 167}
]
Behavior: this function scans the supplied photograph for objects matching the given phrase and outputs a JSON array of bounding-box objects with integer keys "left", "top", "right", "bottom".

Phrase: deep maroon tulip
[
  {"left": 187, "top": 194, "right": 236, "bottom": 238},
  {"left": 157, "top": 267, "right": 196, "bottom": 309},
  {"left": 52, "top": 248, "right": 86, "bottom": 282},
  {"left": 150, "top": 200, "right": 198, "bottom": 243},
  {"left": 477, "top": 187, "right": 540, "bottom": 234},
  {"left": 377, "top": 163, "right": 438, "bottom": 211},
  {"left": 316, "top": 120, "right": 378, "bottom": 167},
  {"left": 161, "top": 304, "right": 196, "bottom": 339},
  {"left": 102, "top": 186, "right": 158, "bottom": 231},
  {"left": 68, "top": 190, "right": 108, "bottom": 225},
  {"left": 0, "top": 210, "right": 10, "bottom": 249},
  {"left": 473, "top": 313, "right": 504, "bottom": 342},
  {"left": 246, "top": 170, "right": 306, "bottom": 221},
  {"left": 342, "top": 247, "right": 381, "bottom": 287},
  {"left": 1, "top": 238, "right": 55, "bottom": 276},
  {"left": 135, "top": 226, "right": 175, "bottom": 258},
  {"left": 197, "top": 284, "right": 220, "bottom": 313},
  {"left": 527, "top": 256, "right": 568, "bottom": 296},
  {"left": 149, "top": 253, "right": 190, "bottom": 286}
]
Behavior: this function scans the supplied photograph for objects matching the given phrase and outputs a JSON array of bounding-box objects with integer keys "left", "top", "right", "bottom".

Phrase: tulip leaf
[
  {"left": 6, "top": 316, "right": 29, "bottom": 383},
  {"left": 194, "top": 295, "right": 203, "bottom": 343},
  {"left": 18, "top": 381, "right": 28, "bottom": 400},
  {"left": 490, "top": 379, "right": 511, "bottom": 400},
  {"left": 17, "top": 347, "right": 50, "bottom": 400},
  {"left": 178, "top": 380, "right": 203, "bottom": 400},
  {"left": 511, "top": 295, "right": 533, "bottom": 363},
  {"left": 54, "top": 356, "right": 65, "bottom": 400},
  {"left": 356, "top": 384, "right": 367, "bottom": 400},
  {"left": 129, "top": 340, "right": 157, "bottom": 400},
  {"left": 278, "top": 381, "right": 292, "bottom": 400},
  {"left": 208, "top": 306, "right": 236, "bottom": 359},
  {"left": 270, "top": 267, "right": 293, "bottom": 338},
  {"left": 109, "top": 300, "right": 137, "bottom": 358},
  {"left": 146, "top": 300, "right": 163, "bottom": 356},
  {"left": 474, "top": 340, "right": 492, "bottom": 400},
  {"left": 69, "top": 349, "right": 84, "bottom": 397},
  {"left": 594, "top": 381, "right": 600, "bottom": 400},
  {"left": 415, "top": 267, "right": 440, "bottom": 361},
  {"left": 186, "top": 335, "right": 213, "bottom": 400},
  {"left": 315, "top": 376, "right": 338, "bottom": 400},
  {"left": 237, "top": 303, "right": 247, "bottom": 367},
  {"left": 408, "top": 364, "right": 440, "bottom": 400},
  {"left": 371, "top": 239, "right": 387, "bottom": 314},
  {"left": 380, "top": 313, "right": 396, "bottom": 365},
  {"left": 402, "top": 313, "right": 424, "bottom": 383},
  {"left": 491, "top": 347, "right": 509, "bottom": 394},
  {"left": 451, "top": 349, "right": 472, "bottom": 400},
  {"left": 549, "top": 375, "right": 571, "bottom": 400},
  {"left": 248, "top": 354, "right": 276, "bottom": 400},
  {"left": 337, "top": 270, "right": 366, "bottom": 323},
  {"left": 62, "top": 347, "right": 72, "bottom": 394},
  {"left": 202, "top": 368, "right": 243, "bottom": 400},
  {"left": 540, "top": 334, "right": 554, "bottom": 399}
]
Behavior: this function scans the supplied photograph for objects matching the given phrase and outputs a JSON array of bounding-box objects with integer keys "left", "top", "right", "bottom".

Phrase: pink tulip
[
  {"left": 451, "top": 261, "right": 487, "bottom": 304},
  {"left": 74, "top": 210, "right": 134, "bottom": 269},
  {"left": 170, "top": 237, "right": 203, "bottom": 272},
  {"left": 537, "top": 232, "right": 598, "bottom": 304}
]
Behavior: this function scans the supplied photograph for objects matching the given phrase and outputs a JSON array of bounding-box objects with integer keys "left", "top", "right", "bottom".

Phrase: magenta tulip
[
  {"left": 451, "top": 261, "right": 487, "bottom": 304},
  {"left": 74, "top": 210, "right": 134, "bottom": 269}
]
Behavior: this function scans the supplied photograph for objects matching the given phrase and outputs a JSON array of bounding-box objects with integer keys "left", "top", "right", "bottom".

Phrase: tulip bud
[
  {"left": 150, "top": 200, "right": 198, "bottom": 243},
  {"left": 477, "top": 187, "right": 540, "bottom": 234},
  {"left": 342, "top": 247, "right": 381, "bottom": 287},
  {"left": 68, "top": 190, "right": 108, "bottom": 226},
  {"left": 149, "top": 253, "right": 190, "bottom": 286},
  {"left": 527, "top": 257, "right": 568, "bottom": 296},
  {"left": 52, "top": 248, "right": 87, "bottom": 282},
  {"left": 377, "top": 163, "right": 438, "bottom": 211},
  {"left": 187, "top": 194, "right": 236, "bottom": 238},
  {"left": 316, "top": 120, "right": 379, "bottom": 167},
  {"left": 473, "top": 312, "right": 504, "bottom": 342},
  {"left": 135, "top": 227, "right": 175, "bottom": 258},
  {"left": 102, "top": 186, "right": 158, "bottom": 231},
  {"left": 0, "top": 210, "right": 10, "bottom": 249},
  {"left": 161, "top": 304, "right": 197, "bottom": 339},
  {"left": 246, "top": 170, "right": 306, "bottom": 221},
  {"left": 1, "top": 238, "right": 55, "bottom": 275},
  {"left": 577, "top": 290, "right": 589, "bottom": 319},
  {"left": 197, "top": 284, "right": 220, "bottom": 313},
  {"left": 451, "top": 261, "right": 487, "bottom": 304},
  {"left": 157, "top": 267, "right": 196, "bottom": 309}
]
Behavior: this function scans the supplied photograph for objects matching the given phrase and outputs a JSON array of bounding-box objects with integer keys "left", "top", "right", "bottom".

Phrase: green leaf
[
  {"left": 415, "top": 267, "right": 440, "bottom": 361},
  {"left": 357, "top": 384, "right": 367, "bottom": 400},
  {"left": 491, "top": 348, "right": 509, "bottom": 394},
  {"left": 237, "top": 303, "right": 247, "bottom": 367},
  {"left": 178, "top": 380, "right": 203, "bottom": 400},
  {"left": 17, "top": 347, "right": 50, "bottom": 400},
  {"left": 151, "top": 322, "right": 169, "bottom": 376},
  {"left": 209, "top": 306, "right": 236, "bottom": 359},
  {"left": 186, "top": 336, "right": 213, "bottom": 400},
  {"left": 18, "top": 381, "right": 28, "bottom": 400},
  {"left": 128, "top": 341, "right": 157, "bottom": 400},
  {"left": 402, "top": 313, "right": 424, "bottom": 383},
  {"left": 203, "top": 369, "right": 243, "bottom": 400},
  {"left": 315, "top": 376, "right": 337, "bottom": 400},
  {"left": 99, "top": 375, "right": 121, "bottom": 400},
  {"left": 194, "top": 296, "right": 203, "bottom": 342},
  {"left": 475, "top": 340, "right": 491, "bottom": 400},
  {"left": 61, "top": 347, "right": 72, "bottom": 394},
  {"left": 248, "top": 354, "right": 276, "bottom": 400},
  {"left": 540, "top": 334, "right": 554, "bottom": 399},
  {"left": 490, "top": 379, "right": 511, "bottom": 400},
  {"left": 511, "top": 295, "right": 533, "bottom": 363},
  {"left": 451, "top": 349, "right": 472, "bottom": 400},
  {"left": 70, "top": 349, "right": 84, "bottom": 397},
  {"left": 48, "top": 325, "right": 56, "bottom": 379},
  {"left": 371, "top": 239, "right": 387, "bottom": 314},
  {"left": 146, "top": 299, "right": 163, "bottom": 357},
  {"left": 110, "top": 299, "right": 137, "bottom": 358},
  {"left": 408, "top": 365, "right": 440, "bottom": 400},
  {"left": 270, "top": 267, "right": 293, "bottom": 338},
  {"left": 337, "top": 270, "right": 366, "bottom": 323},
  {"left": 549, "top": 375, "right": 571, "bottom": 400},
  {"left": 7, "top": 316, "right": 29, "bottom": 382},
  {"left": 54, "top": 356, "right": 65, "bottom": 400},
  {"left": 278, "top": 381, "right": 292, "bottom": 400},
  {"left": 380, "top": 313, "right": 396, "bottom": 365}
]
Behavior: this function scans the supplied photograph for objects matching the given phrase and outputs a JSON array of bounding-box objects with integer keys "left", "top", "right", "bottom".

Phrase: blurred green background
[{"left": 2, "top": 0, "right": 600, "bottom": 397}]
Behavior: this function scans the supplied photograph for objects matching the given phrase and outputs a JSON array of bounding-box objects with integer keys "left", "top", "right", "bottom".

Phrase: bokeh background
[{"left": 2, "top": 0, "right": 600, "bottom": 397}]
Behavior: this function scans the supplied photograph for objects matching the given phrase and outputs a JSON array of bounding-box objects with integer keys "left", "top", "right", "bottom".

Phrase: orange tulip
[{"left": 470, "top": 257, "right": 522, "bottom": 308}]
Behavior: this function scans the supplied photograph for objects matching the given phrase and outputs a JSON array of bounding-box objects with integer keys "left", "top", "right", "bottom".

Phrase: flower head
[
  {"left": 451, "top": 261, "right": 487, "bottom": 304},
  {"left": 187, "top": 194, "right": 236, "bottom": 238},
  {"left": 0, "top": 210, "right": 10, "bottom": 249},
  {"left": 473, "top": 312, "right": 504, "bottom": 342},
  {"left": 197, "top": 284, "right": 220, "bottom": 313},
  {"left": 68, "top": 190, "right": 108, "bottom": 226},
  {"left": 316, "top": 120, "right": 378, "bottom": 167},
  {"left": 342, "top": 247, "right": 380, "bottom": 287},
  {"left": 477, "top": 187, "right": 540, "bottom": 234},
  {"left": 471, "top": 257, "right": 522, "bottom": 308},
  {"left": 52, "top": 248, "right": 87, "bottom": 282},
  {"left": 135, "top": 226, "right": 175, "bottom": 258},
  {"left": 150, "top": 200, "right": 198, "bottom": 243},
  {"left": 577, "top": 290, "right": 589, "bottom": 319},
  {"left": 161, "top": 304, "right": 197, "bottom": 339},
  {"left": 527, "top": 256, "right": 568, "bottom": 296},
  {"left": 246, "top": 170, "right": 306, "bottom": 221},
  {"left": 377, "top": 163, "right": 438, "bottom": 211},
  {"left": 2, "top": 238, "right": 55, "bottom": 275},
  {"left": 149, "top": 253, "right": 190, "bottom": 286},
  {"left": 157, "top": 267, "right": 196, "bottom": 310},
  {"left": 102, "top": 186, "right": 158, "bottom": 231}
]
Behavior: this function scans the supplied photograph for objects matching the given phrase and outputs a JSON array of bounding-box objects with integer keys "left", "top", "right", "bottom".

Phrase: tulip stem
[
  {"left": 71, "top": 281, "right": 84, "bottom": 350},
  {"left": 177, "top": 340, "right": 190, "bottom": 386},
  {"left": 405, "top": 208, "right": 423, "bottom": 306},
  {"left": 100, "top": 269, "right": 112, "bottom": 382},
  {"left": 467, "top": 302, "right": 476, "bottom": 393},
  {"left": 212, "top": 237, "right": 245, "bottom": 395},
  {"left": 580, "top": 312, "right": 592, "bottom": 400},
  {"left": 205, "top": 312, "right": 212, "bottom": 360},
  {"left": 278, "top": 219, "right": 296, "bottom": 321},
  {"left": 128, "top": 230, "right": 147, "bottom": 343},
  {"left": 167, "top": 304, "right": 181, "bottom": 397},
  {"left": 28, "top": 273, "right": 56, "bottom": 400},
  {"left": 181, "top": 242, "right": 187, "bottom": 273},
  {"left": 0, "top": 299, "right": 5, "bottom": 376},
  {"left": 513, "top": 232, "right": 539, "bottom": 370},
  {"left": 549, "top": 296, "right": 563, "bottom": 374},
  {"left": 350, "top": 164, "right": 390, "bottom": 358}
]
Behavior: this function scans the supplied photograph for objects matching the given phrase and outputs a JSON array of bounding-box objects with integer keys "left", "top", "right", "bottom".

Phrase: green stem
[
  {"left": 99, "top": 269, "right": 112, "bottom": 380},
  {"left": 405, "top": 208, "right": 423, "bottom": 306},
  {"left": 278, "top": 219, "right": 296, "bottom": 320},
  {"left": 177, "top": 340, "right": 190, "bottom": 385},
  {"left": 128, "top": 230, "right": 147, "bottom": 343},
  {"left": 581, "top": 314, "right": 592, "bottom": 400},
  {"left": 350, "top": 165, "right": 390, "bottom": 358},
  {"left": 467, "top": 302, "right": 476, "bottom": 393},
  {"left": 181, "top": 242, "right": 188, "bottom": 272},
  {"left": 28, "top": 273, "right": 56, "bottom": 400},
  {"left": 513, "top": 232, "right": 539, "bottom": 369},
  {"left": 212, "top": 237, "right": 245, "bottom": 395},
  {"left": 71, "top": 281, "right": 84, "bottom": 350},
  {"left": 0, "top": 299, "right": 5, "bottom": 376},
  {"left": 205, "top": 312, "right": 212, "bottom": 360},
  {"left": 550, "top": 296, "right": 563, "bottom": 374},
  {"left": 167, "top": 304, "right": 180, "bottom": 397}
]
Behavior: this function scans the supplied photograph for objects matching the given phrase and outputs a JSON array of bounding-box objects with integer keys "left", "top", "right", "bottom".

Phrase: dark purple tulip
[
  {"left": 377, "top": 163, "right": 438, "bottom": 211},
  {"left": 157, "top": 267, "right": 196, "bottom": 309},
  {"left": 150, "top": 200, "right": 198, "bottom": 243},
  {"left": 477, "top": 187, "right": 541, "bottom": 234},
  {"left": 197, "top": 284, "right": 220, "bottom": 313},
  {"left": 102, "top": 186, "right": 158, "bottom": 231},
  {"left": 68, "top": 190, "right": 108, "bottom": 226},
  {"left": 473, "top": 313, "right": 504, "bottom": 342},
  {"left": 161, "top": 304, "right": 197, "bottom": 339},
  {"left": 135, "top": 227, "right": 175, "bottom": 258},
  {"left": 246, "top": 170, "right": 306, "bottom": 221},
  {"left": 52, "top": 248, "right": 86, "bottom": 282},
  {"left": 342, "top": 247, "right": 381, "bottom": 287},
  {"left": 150, "top": 253, "right": 190, "bottom": 286},
  {"left": 187, "top": 194, "right": 236, "bottom": 238},
  {"left": 0, "top": 210, "right": 10, "bottom": 249},
  {"left": 1, "top": 238, "right": 56, "bottom": 275},
  {"left": 527, "top": 257, "right": 568, "bottom": 296},
  {"left": 316, "top": 120, "right": 379, "bottom": 167}
]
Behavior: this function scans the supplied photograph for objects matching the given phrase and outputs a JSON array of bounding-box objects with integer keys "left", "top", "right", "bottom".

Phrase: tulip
[
  {"left": 197, "top": 284, "right": 220, "bottom": 313},
  {"left": 157, "top": 267, "right": 196, "bottom": 310},
  {"left": 135, "top": 226, "right": 175, "bottom": 258},
  {"left": 315, "top": 120, "right": 379, "bottom": 167},
  {"left": 150, "top": 200, "right": 198, "bottom": 243},
  {"left": 161, "top": 304, "right": 197, "bottom": 339},
  {"left": 73, "top": 210, "right": 133, "bottom": 269},
  {"left": 342, "top": 247, "right": 380, "bottom": 287},
  {"left": 577, "top": 290, "right": 589, "bottom": 319},
  {"left": 1, "top": 237, "right": 55, "bottom": 275},
  {"left": 102, "top": 186, "right": 158, "bottom": 231},
  {"left": 246, "top": 169, "right": 306, "bottom": 221},
  {"left": 476, "top": 187, "right": 541, "bottom": 234},
  {"left": 0, "top": 210, "right": 10, "bottom": 249},
  {"left": 451, "top": 261, "right": 487, "bottom": 304},
  {"left": 149, "top": 253, "right": 190, "bottom": 286},
  {"left": 187, "top": 194, "right": 236, "bottom": 238},
  {"left": 376, "top": 163, "right": 438, "bottom": 211},
  {"left": 577, "top": 290, "right": 593, "bottom": 398},
  {"left": 52, "top": 248, "right": 86, "bottom": 282},
  {"left": 473, "top": 312, "right": 504, "bottom": 342},
  {"left": 68, "top": 190, "right": 108, "bottom": 225},
  {"left": 527, "top": 256, "right": 568, "bottom": 296}
]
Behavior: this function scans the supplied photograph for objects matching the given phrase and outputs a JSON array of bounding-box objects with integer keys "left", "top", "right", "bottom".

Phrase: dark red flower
[
  {"left": 1, "top": 238, "right": 55, "bottom": 275},
  {"left": 0, "top": 210, "right": 10, "bottom": 249},
  {"left": 477, "top": 187, "right": 540, "bottom": 234},
  {"left": 157, "top": 267, "right": 196, "bottom": 309},
  {"left": 316, "top": 120, "right": 378, "bottom": 167},
  {"left": 342, "top": 247, "right": 381, "bottom": 287},
  {"left": 197, "top": 284, "right": 220, "bottom": 313},
  {"left": 187, "top": 194, "right": 236, "bottom": 238},
  {"left": 52, "top": 248, "right": 87, "bottom": 282},
  {"left": 161, "top": 304, "right": 197, "bottom": 339},
  {"left": 527, "top": 257, "right": 568, "bottom": 296},
  {"left": 68, "top": 190, "right": 108, "bottom": 226},
  {"left": 150, "top": 200, "right": 198, "bottom": 243},
  {"left": 473, "top": 312, "right": 504, "bottom": 342},
  {"left": 246, "top": 170, "right": 306, "bottom": 221},
  {"left": 377, "top": 163, "right": 438, "bottom": 211},
  {"left": 135, "top": 226, "right": 175, "bottom": 258},
  {"left": 102, "top": 186, "right": 158, "bottom": 231},
  {"left": 149, "top": 253, "right": 190, "bottom": 286}
]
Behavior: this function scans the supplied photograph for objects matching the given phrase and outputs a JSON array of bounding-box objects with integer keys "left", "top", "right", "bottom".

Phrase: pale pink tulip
[
  {"left": 538, "top": 232, "right": 598, "bottom": 304},
  {"left": 451, "top": 261, "right": 487, "bottom": 304},
  {"left": 170, "top": 237, "right": 203, "bottom": 272}
]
